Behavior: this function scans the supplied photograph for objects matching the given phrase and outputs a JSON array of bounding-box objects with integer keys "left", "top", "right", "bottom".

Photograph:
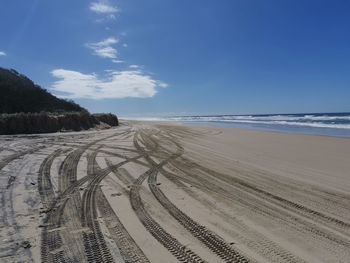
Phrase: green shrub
[{"left": 0, "top": 112, "right": 119, "bottom": 135}]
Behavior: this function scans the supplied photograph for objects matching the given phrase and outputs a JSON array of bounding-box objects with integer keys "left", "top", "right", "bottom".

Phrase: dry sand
[{"left": 0, "top": 121, "right": 349, "bottom": 263}]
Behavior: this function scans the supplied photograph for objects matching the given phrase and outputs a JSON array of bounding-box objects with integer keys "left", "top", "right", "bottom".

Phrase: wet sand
[{"left": 0, "top": 121, "right": 349, "bottom": 262}]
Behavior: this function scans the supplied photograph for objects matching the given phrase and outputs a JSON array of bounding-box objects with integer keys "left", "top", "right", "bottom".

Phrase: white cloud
[
  {"left": 97, "top": 37, "right": 118, "bottom": 46},
  {"left": 90, "top": 1, "right": 118, "bottom": 14},
  {"left": 0, "top": 51, "right": 6, "bottom": 56},
  {"left": 86, "top": 37, "right": 118, "bottom": 59},
  {"left": 129, "top": 65, "right": 140, "bottom": 69},
  {"left": 51, "top": 69, "right": 167, "bottom": 100},
  {"left": 112, "top": 59, "right": 124, "bottom": 63},
  {"left": 158, "top": 82, "right": 169, "bottom": 88}
]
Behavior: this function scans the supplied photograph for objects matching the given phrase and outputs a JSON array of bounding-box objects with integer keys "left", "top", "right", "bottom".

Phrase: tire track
[
  {"left": 166, "top": 158, "right": 350, "bottom": 257},
  {"left": 158, "top": 165, "right": 306, "bottom": 263},
  {"left": 38, "top": 149, "right": 63, "bottom": 209},
  {"left": 180, "top": 159, "right": 350, "bottom": 234},
  {"left": 81, "top": 137, "right": 148, "bottom": 263},
  {"left": 139, "top": 129, "right": 313, "bottom": 262},
  {"left": 81, "top": 149, "right": 116, "bottom": 263},
  {"left": 138, "top": 130, "right": 250, "bottom": 263},
  {"left": 148, "top": 171, "right": 249, "bottom": 263},
  {"left": 41, "top": 132, "right": 127, "bottom": 263},
  {"left": 38, "top": 148, "right": 68, "bottom": 263},
  {"left": 170, "top": 157, "right": 350, "bottom": 243},
  {"left": 130, "top": 169, "right": 205, "bottom": 263},
  {"left": 97, "top": 188, "right": 150, "bottom": 263},
  {"left": 0, "top": 155, "right": 38, "bottom": 262},
  {"left": 130, "top": 131, "right": 206, "bottom": 263},
  {"left": 0, "top": 146, "right": 44, "bottom": 171},
  {"left": 1, "top": 145, "right": 44, "bottom": 229}
]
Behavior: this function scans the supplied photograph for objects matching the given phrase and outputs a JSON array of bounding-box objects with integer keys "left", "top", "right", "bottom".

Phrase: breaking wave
[{"left": 164, "top": 113, "right": 350, "bottom": 130}]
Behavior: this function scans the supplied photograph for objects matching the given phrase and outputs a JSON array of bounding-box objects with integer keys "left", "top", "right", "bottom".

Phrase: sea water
[{"left": 131, "top": 112, "right": 350, "bottom": 138}]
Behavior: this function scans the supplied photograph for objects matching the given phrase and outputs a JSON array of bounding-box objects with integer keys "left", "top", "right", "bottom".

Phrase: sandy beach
[{"left": 0, "top": 121, "right": 349, "bottom": 263}]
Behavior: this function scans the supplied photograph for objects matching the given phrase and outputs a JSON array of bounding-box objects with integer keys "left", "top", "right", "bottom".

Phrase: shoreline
[
  {"left": 1, "top": 121, "right": 349, "bottom": 262},
  {"left": 149, "top": 121, "right": 350, "bottom": 193},
  {"left": 121, "top": 110, "right": 350, "bottom": 138},
  {"left": 124, "top": 119, "right": 350, "bottom": 139}
]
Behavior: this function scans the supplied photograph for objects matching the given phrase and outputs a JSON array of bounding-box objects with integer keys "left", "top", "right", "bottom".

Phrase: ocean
[{"left": 131, "top": 112, "right": 350, "bottom": 138}]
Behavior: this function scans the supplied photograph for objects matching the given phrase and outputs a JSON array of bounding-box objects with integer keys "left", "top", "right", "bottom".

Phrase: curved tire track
[
  {"left": 138, "top": 130, "right": 250, "bottom": 263},
  {"left": 130, "top": 131, "right": 207, "bottom": 263}
]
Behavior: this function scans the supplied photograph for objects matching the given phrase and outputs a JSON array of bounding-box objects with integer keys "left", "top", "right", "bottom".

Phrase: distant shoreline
[
  {"left": 120, "top": 119, "right": 350, "bottom": 139},
  {"left": 122, "top": 112, "right": 350, "bottom": 138}
]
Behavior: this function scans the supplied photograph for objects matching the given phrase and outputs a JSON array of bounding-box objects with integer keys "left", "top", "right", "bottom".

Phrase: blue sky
[{"left": 0, "top": 0, "right": 349, "bottom": 117}]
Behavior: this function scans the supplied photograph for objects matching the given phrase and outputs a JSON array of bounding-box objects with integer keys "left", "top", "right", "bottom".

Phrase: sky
[{"left": 0, "top": 0, "right": 350, "bottom": 117}]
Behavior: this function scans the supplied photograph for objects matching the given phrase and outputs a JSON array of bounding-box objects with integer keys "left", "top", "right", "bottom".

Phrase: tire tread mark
[
  {"left": 139, "top": 130, "right": 249, "bottom": 263},
  {"left": 131, "top": 131, "right": 206, "bottom": 263},
  {"left": 97, "top": 188, "right": 150, "bottom": 263}
]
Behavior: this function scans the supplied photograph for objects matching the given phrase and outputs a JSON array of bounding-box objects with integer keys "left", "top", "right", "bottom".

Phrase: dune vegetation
[{"left": 0, "top": 67, "right": 119, "bottom": 134}]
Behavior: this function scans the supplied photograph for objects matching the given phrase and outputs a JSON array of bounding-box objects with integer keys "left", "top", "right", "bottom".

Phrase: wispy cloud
[
  {"left": 90, "top": 1, "right": 118, "bottom": 14},
  {"left": 90, "top": 1, "right": 119, "bottom": 21},
  {"left": 51, "top": 69, "right": 167, "bottom": 99},
  {"left": 0, "top": 51, "right": 6, "bottom": 56},
  {"left": 129, "top": 65, "right": 140, "bottom": 69},
  {"left": 86, "top": 37, "right": 118, "bottom": 59}
]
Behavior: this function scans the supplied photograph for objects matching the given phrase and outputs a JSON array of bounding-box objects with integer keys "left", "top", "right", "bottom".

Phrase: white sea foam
[{"left": 164, "top": 114, "right": 350, "bottom": 130}]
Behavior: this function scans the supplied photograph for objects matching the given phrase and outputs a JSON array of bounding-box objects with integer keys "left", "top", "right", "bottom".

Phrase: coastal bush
[
  {"left": 0, "top": 112, "right": 119, "bottom": 135},
  {"left": 0, "top": 67, "right": 119, "bottom": 135},
  {"left": 0, "top": 68, "right": 86, "bottom": 114},
  {"left": 93, "top": 113, "right": 119, "bottom": 127}
]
